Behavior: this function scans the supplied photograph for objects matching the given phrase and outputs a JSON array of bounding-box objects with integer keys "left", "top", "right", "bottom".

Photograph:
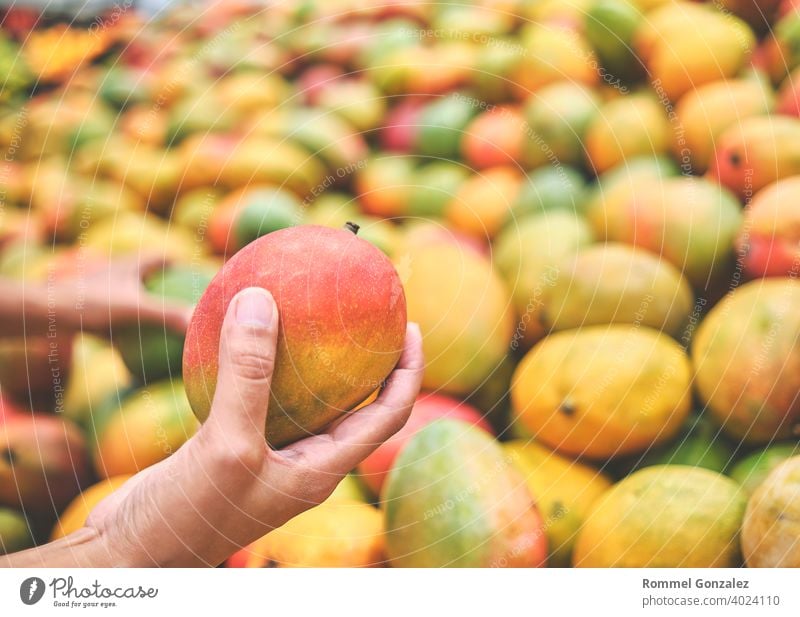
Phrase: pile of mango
[{"left": 1, "top": 0, "right": 800, "bottom": 567}]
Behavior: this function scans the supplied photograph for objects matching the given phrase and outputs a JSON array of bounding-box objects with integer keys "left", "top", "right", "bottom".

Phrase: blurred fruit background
[{"left": 1, "top": 0, "right": 799, "bottom": 567}]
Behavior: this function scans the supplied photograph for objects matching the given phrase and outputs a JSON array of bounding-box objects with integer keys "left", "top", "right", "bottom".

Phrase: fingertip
[{"left": 229, "top": 287, "right": 277, "bottom": 329}]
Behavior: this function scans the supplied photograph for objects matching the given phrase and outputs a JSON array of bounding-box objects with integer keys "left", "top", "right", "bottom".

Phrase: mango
[
  {"left": 512, "top": 24, "right": 597, "bottom": 95},
  {"left": 207, "top": 186, "right": 303, "bottom": 255},
  {"left": 379, "top": 98, "right": 423, "bottom": 152},
  {"left": 415, "top": 95, "right": 477, "bottom": 159},
  {"left": 249, "top": 107, "right": 368, "bottom": 172},
  {"left": 356, "top": 155, "right": 416, "bottom": 217},
  {"left": 599, "top": 176, "right": 742, "bottom": 289},
  {"left": 445, "top": 166, "right": 523, "bottom": 240},
  {"left": 178, "top": 133, "right": 325, "bottom": 196},
  {"left": 384, "top": 420, "right": 547, "bottom": 567},
  {"left": 165, "top": 91, "right": 237, "bottom": 145},
  {"left": 51, "top": 475, "right": 133, "bottom": 540},
  {"left": 228, "top": 499, "right": 385, "bottom": 568},
  {"left": 357, "top": 392, "right": 492, "bottom": 496},
  {"left": 758, "top": 10, "right": 800, "bottom": 83},
  {"left": 0, "top": 413, "right": 90, "bottom": 516},
  {"left": 542, "top": 243, "right": 694, "bottom": 337},
  {"left": 172, "top": 188, "right": 222, "bottom": 235},
  {"left": 776, "top": 66, "right": 800, "bottom": 117},
  {"left": 511, "top": 166, "right": 587, "bottom": 223},
  {"left": 399, "top": 242, "right": 513, "bottom": 395},
  {"left": 214, "top": 72, "right": 291, "bottom": 116},
  {"left": 635, "top": 2, "right": 755, "bottom": 100},
  {"left": 317, "top": 79, "right": 387, "bottom": 133},
  {"left": 184, "top": 225, "right": 406, "bottom": 447},
  {"left": 585, "top": 155, "right": 679, "bottom": 241},
  {"left": 742, "top": 456, "right": 800, "bottom": 567},
  {"left": 63, "top": 333, "right": 132, "bottom": 429},
  {"left": 585, "top": 93, "right": 671, "bottom": 174},
  {"left": 462, "top": 106, "right": 524, "bottom": 169},
  {"left": 731, "top": 443, "right": 799, "bottom": 496},
  {"left": 504, "top": 440, "right": 612, "bottom": 567},
  {"left": 523, "top": 82, "right": 600, "bottom": 169},
  {"left": 0, "top": 508, "right": 33, "bottom": 555},
  {"left": 407, "top": 160, "right": 468, "bottom": 218},
  {"left": 735, "top": 176, "right": 800, "bottom": 278},
  {"left": 84, "top": 212, "right": 201, "bottom": 261},
  {"left": 574, "top": 466, "right": 746, "bottom": 567},
  {"left": 693, "top": 278, "right": 800, "bottom": 443},
  {"left": 512, "top": 326, "right": 692, "bottom": 459},
  {"left": 494, "top": 212, "right": 594, "bottom": 347},
  {"left": 92, "top": 380, "right": 198, "bottom": 478},
  {"left": 585, "top": 0, "right": 644, "bottom": 81},
  {"left": 708, "top": 115, "right": 800, "bottom": 199},
  {"left": 116, "top": 264, "right": 216, "bottom": 384},
  {"left": 674, "top": 78, "right": 773, "bottom": 174},
  {"left": 77, "top": 137, "right": 182, "bottom": 213}
]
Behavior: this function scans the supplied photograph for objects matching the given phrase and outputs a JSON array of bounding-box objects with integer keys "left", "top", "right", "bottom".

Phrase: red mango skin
[
  {"left": 0, "top": 396, "right": 22, "bottom": 424},
  {"left": 708, "top": 115, "right": 800, "bottom": 199},
  {"left": 461, "top": 107, "right": 525, "bottom": 169},
  {"left": 297, "top": 64, "right": 345, "bottom": 106},
  {"left": 207, "top": 198, "right": 238, "bottom": 256},
  {"left": 736, "top": 175, "right": 800, "bottom": 278},
  {"left": 357, "top": 393, "right": 493, "bottom": 496},
  {"left": 183, "top": 225, "right": 407, "bottom": 448},
  {"left": 0, "top": 413, "right": 90, "bottom": 516},
  {"left": 380, "top": 99, "right": 424, "bottom": 153},
  {"left": 777, "top": 67, "right": 800, "bottom": 116}
]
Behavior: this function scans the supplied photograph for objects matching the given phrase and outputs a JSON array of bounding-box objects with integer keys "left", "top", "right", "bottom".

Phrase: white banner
[{"left": 0, "top": 569, "right": 798, "bottom": 617}]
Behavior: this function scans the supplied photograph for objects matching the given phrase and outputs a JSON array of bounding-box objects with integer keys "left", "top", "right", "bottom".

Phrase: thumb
[{"left": 208, "top": 287, "right": 279, "bottom": 442}]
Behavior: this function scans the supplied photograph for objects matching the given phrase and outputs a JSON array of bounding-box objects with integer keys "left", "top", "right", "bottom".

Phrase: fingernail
[{"left": 235, "top": 288, "right": 273, "bottom": 327}]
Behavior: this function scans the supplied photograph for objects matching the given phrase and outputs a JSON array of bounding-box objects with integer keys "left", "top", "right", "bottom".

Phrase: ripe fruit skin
[
  {"left": 462, "top": 106, "right": 524, "bottom": 169},
  {"left": 494, "top": 212, "right": 594, "bottom": 348},
  {"left": 742, "top": 456, "right": 800, "bottom": 567},
  {"left": 445, "top": 166, "right": 523, "bottom": 240},
  {"left": 735, "top": 176, "right": 800, "bottom": 278},
  {"left": 512, "top": 326, "right": 691, "bottom": 459},
  {"left": 674, "top": 78, "right": 773, "bottom": 173},
  {"left": 92, "top": 380, "right": 198, "bottom": 478},
  {"left": 116, "top": 265, "right": 215, "bottom": 384},
  {"left": 399, "top": 243, "right": 513, "bottom": 395},
  {"left": 708, "top": 115, "right": 800, "bottom": 199},
  {"left": 574, "top": 466, "right": 747, "bottom": 567},
  {"left": 635, "top": 2, "right": 755, "bottom": 100},
  {"left": 503, "top": 440, "right": 611, "bottom": 567},
  {"left": 693, "top": 278, "right": 800, "bottom": 443},
  {"left": 0, "top": 413, "right": 90, "bottom": 515},
  {"left": 542, "top": 243, "right": 694, "bottom": 337},
  {"left": 384, "top": 420, "right": 547, "bottom": 568},
  {"left": 184, "top": 225, "right": 407, "bottom": 448},
  {"left": 523, "top": 81, "right": 600, "bottom": 169},
  {"left": 0, "top": 508, "right": 33, "bottom": 555},
  {"left": 602, "top": 176, "right": 742, "bottom": 289},
  {"left": 228, "top": 499, "right": 385, "bottom": 568},
  {"left": 357, "top": 392, "right": 493, "bottom": 496},
  {"left": 207, "top": 186, "right": 303, "bottom": 255},
  {"left": 584, "top": 94, "right": 671, "bottom": 174}
]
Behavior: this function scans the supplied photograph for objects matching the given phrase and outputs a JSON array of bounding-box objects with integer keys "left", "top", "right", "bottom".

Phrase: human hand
[
  {"left": 57, "top": 253, "right": 193, "bottom": 337},
  {"left": 81, "top": 287, "right": 424, "bottom": 567}
]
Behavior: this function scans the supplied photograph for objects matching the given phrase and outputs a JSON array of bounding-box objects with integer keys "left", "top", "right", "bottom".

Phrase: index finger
[{"left": 283, "top": 322, "right": 424, "bottom": 475}]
